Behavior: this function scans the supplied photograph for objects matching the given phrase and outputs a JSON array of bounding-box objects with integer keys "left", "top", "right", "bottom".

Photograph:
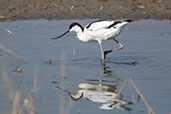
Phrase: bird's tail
[
  {"left": 115, "top": 19, "right": 132, "bottom": 28},
  {"left": 123, "top": 19, "right": 132, "bottom": 23}
]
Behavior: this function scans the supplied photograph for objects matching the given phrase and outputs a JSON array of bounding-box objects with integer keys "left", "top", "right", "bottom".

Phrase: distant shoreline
[{"left": 0, "top": 0, "right": 171, "bottom": 21}]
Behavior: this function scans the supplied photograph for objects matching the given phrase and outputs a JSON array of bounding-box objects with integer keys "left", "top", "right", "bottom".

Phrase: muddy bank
[{"left": 0, "top": 0, "right": 171, "bottom": 21}]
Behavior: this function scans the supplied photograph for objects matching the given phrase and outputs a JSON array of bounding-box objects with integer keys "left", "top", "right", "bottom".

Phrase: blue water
[{"left": 0, "top": 19, "right": 171, "bottom": 114}]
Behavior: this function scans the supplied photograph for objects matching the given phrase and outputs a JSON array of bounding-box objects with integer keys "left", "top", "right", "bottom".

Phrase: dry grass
[
  {"left": 0, "top": 47, "right": 74, "bottom": 114},
  {"left": 118, "top": 78, "right": 155, "bottom": 114},
  {"left": 59, "top": 54, "right": 66, "bottom": 114},
  {"left": 58, "top": 53, "right": 75, "bottom": 114},
  {"left": 1, "top": 61, "right": 155, "bottom": 114},
  {"left": 0, "top": 43, "right": 155, "bottom": 114},
  {"left": 1, "top": 65, "right": 38, "bottom": 114},
  {"left": 0, "top": 41, "right": 35, "bottom": 113},
  {"left": 0, "top": 44, "right": 24, "bottom": 61}
]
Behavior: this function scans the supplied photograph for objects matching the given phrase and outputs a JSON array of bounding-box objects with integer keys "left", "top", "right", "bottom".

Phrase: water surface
[{"left": 0, "top": 19, "right": 171, "bottom": 114}]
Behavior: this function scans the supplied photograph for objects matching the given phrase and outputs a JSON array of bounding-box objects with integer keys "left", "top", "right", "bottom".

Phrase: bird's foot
[{"left": 104, "top": 50, "right": 112, "bottom": 60}]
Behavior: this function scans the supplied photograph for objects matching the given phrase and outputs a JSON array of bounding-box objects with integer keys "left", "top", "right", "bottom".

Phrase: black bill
[{"left": 51, "top": 30, "right": 69, "bottom": 40}]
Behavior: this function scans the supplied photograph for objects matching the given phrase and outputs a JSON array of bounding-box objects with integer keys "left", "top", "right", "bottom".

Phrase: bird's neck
[
  {"left": 73, "top": 27, "right": 87, "bottom": 42},
  {"left": 76, "top": 31, "right": 87, "bottom": 42},
  {"left": 71, "top": 26, "right": 88, "bottom": 42}
]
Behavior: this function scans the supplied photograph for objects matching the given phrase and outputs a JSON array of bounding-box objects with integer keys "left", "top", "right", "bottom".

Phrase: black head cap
[{"left": 69, "top": 22, "right": 84, "bottom": 31}]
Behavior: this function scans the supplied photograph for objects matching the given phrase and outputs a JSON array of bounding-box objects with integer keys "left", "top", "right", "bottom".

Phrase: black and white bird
[{"left": 51, "top": 19, "right": 132, "bottom": 63}]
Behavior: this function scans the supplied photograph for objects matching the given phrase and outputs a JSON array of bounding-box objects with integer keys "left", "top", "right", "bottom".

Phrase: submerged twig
[
  {"left": 128, "top": 80, "right": 136, "bottom": 104},
  {"left": 129, "top": 78, "right": 155, "bottom": 114},
  {"left": 12, "top": 90, "right": 21, "bottom": 114},
  {"left": 29, "top": 65, "right": 38, "bottom": 114},
  {"left": 4, "top": 28, "right": 12, "bottom": 34},
  {"left": 59, "top": 53, "right": 66, "bottom": 114},
  {"left": 118, "top": 78, "right": 155, "bottom": 114},
  {"left": 1, "top": 67, "right": 13, "bottom": 114},
  {"left": 0, "top": 44, "right": 24, "bottom": 60},
  {"left": 12, "top": 68, "right": 23, "bottom": 114},
  {"left": 118, "top": 78, "right": 129, "bottom": 94}
]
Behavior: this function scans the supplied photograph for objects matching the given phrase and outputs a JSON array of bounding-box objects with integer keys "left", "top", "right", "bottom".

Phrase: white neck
[{"left": 70, "top": 25, "right": 87, "bottom": 42}]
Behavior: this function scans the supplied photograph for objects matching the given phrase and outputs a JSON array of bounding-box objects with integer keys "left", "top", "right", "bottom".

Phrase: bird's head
[
  {"left": 69, "top": 22, "right": 84, "bottom": 32},
  {"left": 51, "top": 22, "right": 83, "bottom": 40}
]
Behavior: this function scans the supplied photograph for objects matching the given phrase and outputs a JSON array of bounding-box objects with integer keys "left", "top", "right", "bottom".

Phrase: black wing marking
[
  {"left": 107, "top": 21, "right": 121, "bottom": 28},
  {"left": 86, "top": 20, "right": 105, "bottom": 29},
  {"left": 107, "top": 19, "right": 132, "bottom": 28}
]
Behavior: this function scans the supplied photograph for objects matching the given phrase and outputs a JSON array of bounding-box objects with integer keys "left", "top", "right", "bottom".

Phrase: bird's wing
[
  {"left": 85, "top": 20, "right": 115, "bottom": 31},
  {"left": 85, "top": 19, "right": 132, "bottom": 32}
]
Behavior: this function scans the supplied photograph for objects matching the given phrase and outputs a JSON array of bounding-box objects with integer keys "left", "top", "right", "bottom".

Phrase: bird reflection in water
[
  {"left": 54, "top": 63, "right": 132, "bottom": 111},
  {"left": 70, "top": 82, "right": 132, "bottom": 110}
]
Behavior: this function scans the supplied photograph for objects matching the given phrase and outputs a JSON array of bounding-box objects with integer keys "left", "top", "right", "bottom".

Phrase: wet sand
[{"left": 0, "top": 0, "right": 171, "bottom": 21}]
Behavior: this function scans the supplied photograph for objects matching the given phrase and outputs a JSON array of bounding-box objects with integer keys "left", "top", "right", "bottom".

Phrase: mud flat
[{"left": 0, "top": 0, "right": 171, "bottom": 21}]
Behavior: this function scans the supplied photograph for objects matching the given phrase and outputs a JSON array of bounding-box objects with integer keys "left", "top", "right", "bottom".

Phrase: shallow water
[{"left": 0, "top": 19, "right": 171, "bottom": 114}]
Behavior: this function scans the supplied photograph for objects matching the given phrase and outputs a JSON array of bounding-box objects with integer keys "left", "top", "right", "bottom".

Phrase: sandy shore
[{"left": 0, "top": 0, "right": 171, "bottom": 21}]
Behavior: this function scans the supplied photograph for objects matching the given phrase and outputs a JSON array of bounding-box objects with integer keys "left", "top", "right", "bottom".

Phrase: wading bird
[{"left": 51, "top": 19, "right": 132, "bottom": 63}]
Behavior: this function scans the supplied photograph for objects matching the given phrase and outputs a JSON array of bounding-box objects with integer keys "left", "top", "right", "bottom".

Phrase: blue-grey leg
[
  {"left": 104, "top": 39, "right": 124, "bottom": 59},
  {"left": 98, "top": 41, "right": 105, "bottom": 63}
]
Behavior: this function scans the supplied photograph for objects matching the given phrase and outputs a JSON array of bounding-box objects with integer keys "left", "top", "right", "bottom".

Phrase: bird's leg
[
  {"left": 112, "top": 39, "right": 124, "bottom": 51},
  {"left": 98, "top": 41, "right": 105, "bottom": 63},
  {"left": 111, "top": 39, "right": 124, "bottom": 52},
  {"left": 104, "top": 50, "right": 112, "bottom": 60},
  {"left": 104, "top": 39, "right": 124, "bottom": 59}
]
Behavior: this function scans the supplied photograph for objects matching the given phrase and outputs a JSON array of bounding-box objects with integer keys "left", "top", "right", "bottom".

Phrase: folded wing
[{"left": 85, "top": 20, "right": 115, "bottom": 31}]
